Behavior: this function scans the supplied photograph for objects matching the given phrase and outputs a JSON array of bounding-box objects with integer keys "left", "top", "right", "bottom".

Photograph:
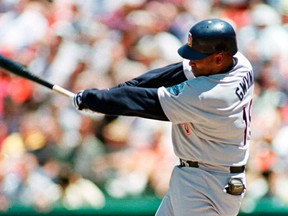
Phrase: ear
[{"left": 215, "top": 52, "right": 224, "bottom": 64}]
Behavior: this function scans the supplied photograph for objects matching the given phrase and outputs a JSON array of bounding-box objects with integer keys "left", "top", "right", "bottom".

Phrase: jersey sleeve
[{"left": 157, "top": 80, "right": 204, "bottom": 124}]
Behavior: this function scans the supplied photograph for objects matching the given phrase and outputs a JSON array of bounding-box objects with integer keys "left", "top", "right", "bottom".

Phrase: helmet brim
[{"left": 178, "top": 44, "right": 211, "bottom": 60}]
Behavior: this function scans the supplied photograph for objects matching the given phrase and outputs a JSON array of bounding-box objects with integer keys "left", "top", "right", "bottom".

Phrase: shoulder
[{"left": 233, "top": 52, "right": 253, "bottom": 71}]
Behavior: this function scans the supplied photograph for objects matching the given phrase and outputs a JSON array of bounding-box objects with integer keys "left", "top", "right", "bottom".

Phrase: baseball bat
[{"left": 0, "top": 55, "right": 75, "bottom": 98}]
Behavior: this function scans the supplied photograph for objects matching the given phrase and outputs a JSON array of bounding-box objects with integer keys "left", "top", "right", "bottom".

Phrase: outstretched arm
[
  {"left": 114, "top": 62, "right": 186, "bottom": 88},
  {"left": 72, "top": 62, "right": 191, "bottom": 120},
  {"left": 73, "top": 86, "right": 169, "bottom": 121}
]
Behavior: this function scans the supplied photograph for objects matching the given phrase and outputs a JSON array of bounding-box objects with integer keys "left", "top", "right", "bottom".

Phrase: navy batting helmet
[{"left": 178, "top": 19, "right": 237, "bottom": 60}]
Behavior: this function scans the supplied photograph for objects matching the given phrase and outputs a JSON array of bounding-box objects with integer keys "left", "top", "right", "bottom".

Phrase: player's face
[{"left": 189, "top": 54, "right": 220, "bottom": 77}]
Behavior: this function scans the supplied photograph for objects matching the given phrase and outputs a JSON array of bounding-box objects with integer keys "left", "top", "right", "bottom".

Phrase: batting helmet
[{"left": 178, "top": 19, "right": 237, "bottom": 60}]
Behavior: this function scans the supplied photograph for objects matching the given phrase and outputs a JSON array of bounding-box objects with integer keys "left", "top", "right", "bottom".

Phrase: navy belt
[{"left": 179, "top": 159, "right": 245, "bottom": 173}]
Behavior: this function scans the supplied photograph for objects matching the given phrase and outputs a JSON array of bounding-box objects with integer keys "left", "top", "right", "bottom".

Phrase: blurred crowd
[{"left": 0, "top": 0, "right": 288, "bottom": 213}]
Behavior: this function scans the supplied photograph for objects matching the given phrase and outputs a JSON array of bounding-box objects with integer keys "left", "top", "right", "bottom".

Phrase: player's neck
[{"left": 217, "top": 57, "right": 234, "bottom": 75}]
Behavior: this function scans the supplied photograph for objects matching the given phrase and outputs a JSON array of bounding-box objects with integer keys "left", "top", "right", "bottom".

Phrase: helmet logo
[{"left": 188, "top": 33, "right": 193, "bottom": 47}]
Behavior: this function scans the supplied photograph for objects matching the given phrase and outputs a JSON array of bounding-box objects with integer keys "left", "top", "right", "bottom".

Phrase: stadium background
[{"left": 0, "top": 0, "right": 288, "bottom": 215}]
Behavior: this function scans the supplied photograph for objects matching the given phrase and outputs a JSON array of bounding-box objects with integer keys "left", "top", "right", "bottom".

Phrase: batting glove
[{"left": 73, "top": 90, "right": 87, "bottom": 110}]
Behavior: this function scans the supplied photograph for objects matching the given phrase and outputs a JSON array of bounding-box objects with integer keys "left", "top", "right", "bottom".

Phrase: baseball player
[{"left": 73, "top": 18, "right": 254, "bottom": 216}]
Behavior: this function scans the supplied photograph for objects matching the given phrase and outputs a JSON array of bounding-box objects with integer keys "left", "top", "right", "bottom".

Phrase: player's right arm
[{"left": 73, "top": 86, "right": 169, "bottom": 121}]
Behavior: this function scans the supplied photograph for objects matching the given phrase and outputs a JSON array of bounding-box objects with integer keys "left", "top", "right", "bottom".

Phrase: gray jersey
[{"left": 158, "top": 52, "right": 254, "bottom": 167}]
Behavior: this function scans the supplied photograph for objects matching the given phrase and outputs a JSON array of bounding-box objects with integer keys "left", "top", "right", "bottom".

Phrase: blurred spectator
[
  {"left": 1, "top": 153, "right": 61, "bottom": 212},
  {"left": 58, "top": 164, "right": 105, "bottom": 210},
  {"left": 237, "top": 3, "right": 288, "bottom": 76},
  {"left": 0, "top": 0, "right": 49, "bottom": 55},
  {"left": 71, "top": 116, "right": 106, "bottom": 182}
]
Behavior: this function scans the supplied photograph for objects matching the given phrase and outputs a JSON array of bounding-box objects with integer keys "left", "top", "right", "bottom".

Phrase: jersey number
[{"left": 242, "top": 100, "right": 252, "bottom": 146}]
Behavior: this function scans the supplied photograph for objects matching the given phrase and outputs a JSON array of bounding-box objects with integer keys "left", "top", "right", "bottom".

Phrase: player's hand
[
  {"left": 73, "top": 90, "right": 87, "bottom": 110},
  {"left": 73, "top": 90, "right": 101, "bottom": 117}
]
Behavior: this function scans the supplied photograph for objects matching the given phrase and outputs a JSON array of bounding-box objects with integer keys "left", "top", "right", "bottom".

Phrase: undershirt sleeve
[
  {"left": 114, "top": 62, "right": 187, "bottom": 88},
  {"left": 81, "top": 87, "right": 169, "bottom": 121}
]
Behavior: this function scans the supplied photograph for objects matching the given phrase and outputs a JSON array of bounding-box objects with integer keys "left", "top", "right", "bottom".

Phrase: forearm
[{"left": 81, "top": 87, "right": 169, "bottom": 121}]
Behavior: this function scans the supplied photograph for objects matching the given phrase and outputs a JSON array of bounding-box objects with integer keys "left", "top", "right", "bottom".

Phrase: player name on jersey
[{"left": 235, "top": 70, "right": 253, "bottom": 101}]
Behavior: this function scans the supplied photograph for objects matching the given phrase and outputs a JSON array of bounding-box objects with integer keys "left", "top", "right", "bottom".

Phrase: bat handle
[{"left": 52, "top": 85, "right": 75, "bottom": 98}]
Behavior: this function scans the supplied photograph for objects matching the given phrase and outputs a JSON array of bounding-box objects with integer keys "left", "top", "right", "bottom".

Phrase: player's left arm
[
  {"left": 73, "top": 86, "right": 169, "bottom": 121},
  {"left": 113, "top": 61, "right": 187, "bottom": 88}
]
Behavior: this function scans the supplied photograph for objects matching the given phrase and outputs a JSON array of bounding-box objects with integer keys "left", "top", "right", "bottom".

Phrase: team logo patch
[
  {"left": 167, "top": 83, "right": 184, "bottom": 96},
  {"left": 188, "top": 33, "right": 193, "bottom": 47}
]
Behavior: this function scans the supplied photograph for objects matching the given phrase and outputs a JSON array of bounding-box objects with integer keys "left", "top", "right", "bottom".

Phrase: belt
[{"left": 179, "top": 159, "right": 245, "bottom": 173}]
